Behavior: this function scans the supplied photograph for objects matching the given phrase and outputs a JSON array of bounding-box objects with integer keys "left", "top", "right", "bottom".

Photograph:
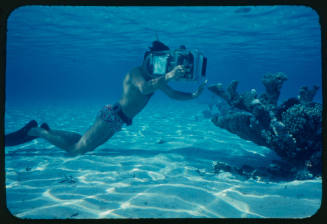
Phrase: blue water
[
  {"left": 6, "top": 5, "right": 322, "bottom": 103},
  {"left": 4, "top": 6, "right": 322, "bottom": 218}
]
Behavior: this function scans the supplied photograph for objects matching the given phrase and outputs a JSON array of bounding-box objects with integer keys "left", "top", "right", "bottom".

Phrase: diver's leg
[
  {"left": 70, "top": 117, "right": 117, "bottom": 155},
  {"left": 28, "top": 116, "right": 116, "bottom": 155},
  {"left": 28, "top": 127, "right": 82, "bottom": 151}
]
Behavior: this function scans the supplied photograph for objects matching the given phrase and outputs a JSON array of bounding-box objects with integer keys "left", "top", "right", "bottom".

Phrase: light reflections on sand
[
  {"left": 4, "top": 148, "right": 250, "bottom": 218},
  {"left": 6, "top": 146, "right": 322, "bottom": 218}
]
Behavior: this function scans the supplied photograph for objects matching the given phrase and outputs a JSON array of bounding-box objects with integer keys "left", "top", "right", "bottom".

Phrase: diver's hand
[
  {"left": 165, "top": 65, "right": 185, "bottom": 81},
  {"left": 192, "top": 80, "right": 208, "bottom": 98}
]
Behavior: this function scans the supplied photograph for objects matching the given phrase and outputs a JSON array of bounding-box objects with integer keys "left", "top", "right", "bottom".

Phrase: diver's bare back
[{"left": 119, "top": 67, "right": 153, "bottom": 119}]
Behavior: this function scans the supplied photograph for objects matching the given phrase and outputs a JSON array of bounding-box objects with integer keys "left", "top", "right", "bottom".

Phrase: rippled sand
[{"left": 5, "top": 100, "right": 322, "bottom": 218}]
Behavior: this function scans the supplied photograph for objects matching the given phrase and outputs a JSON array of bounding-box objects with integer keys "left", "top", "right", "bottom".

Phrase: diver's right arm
[{"left": 134, "top": 65, "right": 185, "bottom": 95}]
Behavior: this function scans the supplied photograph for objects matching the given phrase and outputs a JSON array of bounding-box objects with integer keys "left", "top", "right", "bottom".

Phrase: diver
[{"left": 5, "top": 41, "right": 207, "bottom": 156}]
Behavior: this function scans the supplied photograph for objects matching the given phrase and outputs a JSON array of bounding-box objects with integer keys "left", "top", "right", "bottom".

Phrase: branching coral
[
  {"left": 298, "top": 85, "right": 320, "bottom": 104},
  {"left": 259, "top": 72, "right": 288, "bottom": 107},
  {"left": 208, "top": 72, "right": 322, "bottom": 179}
]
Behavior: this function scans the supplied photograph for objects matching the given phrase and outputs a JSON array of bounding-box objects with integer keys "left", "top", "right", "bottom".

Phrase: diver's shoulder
[{"left": 129, "top": 66, "right": 143, "bottom": 76}]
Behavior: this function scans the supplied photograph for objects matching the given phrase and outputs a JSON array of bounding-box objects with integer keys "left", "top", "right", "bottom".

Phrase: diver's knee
[{"left": 71, "top": 141, "right": 96, "bottom": 155}]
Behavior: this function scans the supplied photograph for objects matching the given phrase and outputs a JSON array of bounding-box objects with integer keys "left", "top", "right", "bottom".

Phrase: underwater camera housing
[{"left": 146, "top": 49, "right": 207, "bottom": 81}]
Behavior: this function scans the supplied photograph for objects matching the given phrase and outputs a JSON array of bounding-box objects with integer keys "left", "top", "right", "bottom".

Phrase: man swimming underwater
[{"left": 6, "top": 41, "right": 207, "bottom": 156}]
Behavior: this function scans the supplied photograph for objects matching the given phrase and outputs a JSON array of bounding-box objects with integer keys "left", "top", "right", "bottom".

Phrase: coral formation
[
  {"left": 259, "top": 72, "right": 288, "bottom": 108},
  {"left": 298, "top": 85, "right": 320, "bottom": 104},
  {"left": 208, "top": 72, "right": 322, "bottom": 180}
]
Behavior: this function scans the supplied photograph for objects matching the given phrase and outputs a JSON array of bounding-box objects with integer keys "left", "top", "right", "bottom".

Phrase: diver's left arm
[{"left": 160, "top": 80, "right": 207, "bottom": 101}]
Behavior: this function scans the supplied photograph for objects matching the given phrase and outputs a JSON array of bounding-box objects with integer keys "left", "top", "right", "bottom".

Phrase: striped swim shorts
[{"left": 97, "top": 104, "right": 124, "bottom": 132}]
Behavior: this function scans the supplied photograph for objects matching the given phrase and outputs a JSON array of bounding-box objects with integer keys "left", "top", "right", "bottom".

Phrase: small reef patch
[{"left": 208, "top": 72, "right": 322, "bottom": 180}]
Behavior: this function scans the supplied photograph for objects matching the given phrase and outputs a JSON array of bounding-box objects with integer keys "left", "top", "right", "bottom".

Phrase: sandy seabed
[{"left": 5, "top": 100, "right": 322, "bottom": 218}]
